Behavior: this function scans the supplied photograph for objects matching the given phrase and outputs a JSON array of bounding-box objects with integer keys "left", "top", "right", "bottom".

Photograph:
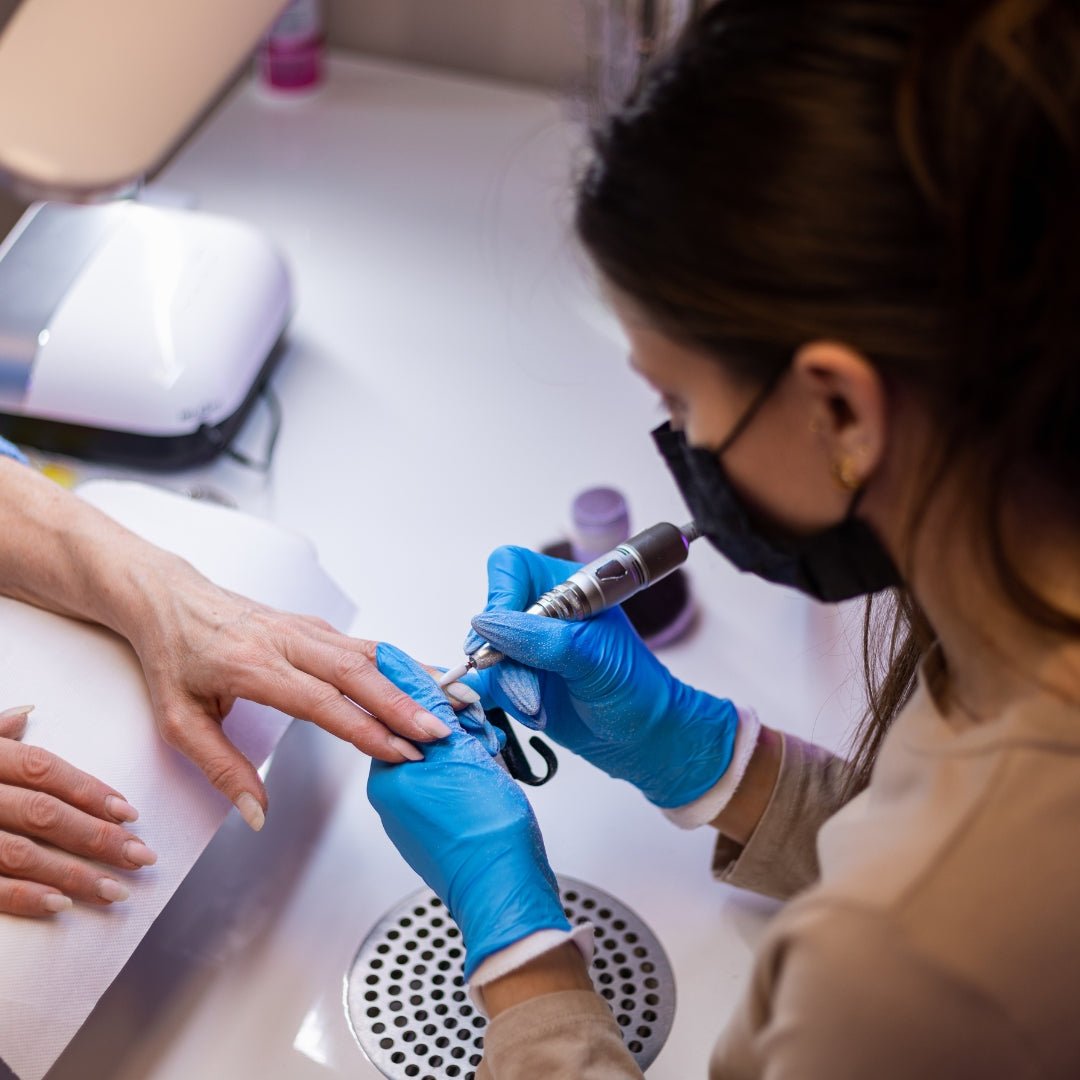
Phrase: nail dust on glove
[{"left": 368, "top": 643, "right": 572, "bottom": 979}]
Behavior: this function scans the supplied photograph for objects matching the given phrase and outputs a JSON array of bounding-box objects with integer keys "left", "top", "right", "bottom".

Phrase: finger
[
  {"left": 0, "top": 873, "right": 72, "bottom": 917},
  {"left": 0, "top": 705, "right": 33, "bottom": 740},
  {"left": 264, "top": 625, "right": 475, "bottom": 717},
  {"left": 0, "top": 740, "right": 138, "bottom": 824},
  {"left": 455, "top": 701, "right": 503, "bottom": 756},
  {"left": 470, "top": 609, "right": 593, "bottom": 678},
  {"left": 479, "top": 667, "right": 549, "bottom": 733},
  {"left": 156, "top": 707, "right": 270, "bottom": 830},
  {"left": 0, "top": 830, "right": 135, "bottom": 905},
  {"left": 273, "top": 635, "right": 451, "bottom": 743},
  {"left": 375, "top": 644, "right": 459, "bottom": 731},
  {"left": 0, "top": 784, "right": 156, "bottom": 870},
  {"left": 465, "top": 547, "right": 581, "bottom": 654},
  {"left": 269, "top": 628, "right": 475, "bottom": 715},
  {"left": 492, "top": 662, "right": 546, "bottom": 729},
  {"left": 431, "top": 670, "right": 480, "bottom": 711}
]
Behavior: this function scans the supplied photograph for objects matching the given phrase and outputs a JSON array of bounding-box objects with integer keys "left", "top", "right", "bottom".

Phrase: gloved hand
[
  {"left": 464, "top": 546, "right": 739, "bottom": 810},
  {"left": 367, "top": 643, "right": 571, "bottom": 980}
]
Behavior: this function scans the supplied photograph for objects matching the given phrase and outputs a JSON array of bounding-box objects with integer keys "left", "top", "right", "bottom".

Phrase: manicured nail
[
  {"left": 235, "top": 792, "right": 265, "bottom": 832},
  {"left": 0, "top": 704, "right": 34, "bottom": 719},
  {"left": 42, "top": 892, "right": 72, "bottom": 913},
  {"left": 122, "top": 839, "right": 157, "bottom": 867},
  {"left": 443, "top": 681, "right": 480, "bottom": 706},
  {"left": 389, "top": 735, "right": 425, "bottom": 762},
  {"left": 105, "top": 795, "right": 139, "bottom": 823},
  {"left": 415, "top": 709, "right": 452, "bottom": 739},
  {"left": 96, "top": 878, "right": 130, "bottom": 903}
]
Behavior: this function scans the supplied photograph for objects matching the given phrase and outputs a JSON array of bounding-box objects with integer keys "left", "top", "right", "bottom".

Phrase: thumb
[
  {"left": 376, "top": 643, "right": 458, "bottom": 731},
  {"left": 156, "top": 702, "right": 269, "bottom": 832}
]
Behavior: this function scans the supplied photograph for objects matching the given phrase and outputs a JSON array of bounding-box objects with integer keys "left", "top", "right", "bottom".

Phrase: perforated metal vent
[{"left": 345, "top": 875, "right": 676, "bottom": 1079}]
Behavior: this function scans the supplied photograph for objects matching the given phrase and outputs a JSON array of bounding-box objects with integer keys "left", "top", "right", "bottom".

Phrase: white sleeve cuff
[
  {"left": 468, "top": 922, "right": 595, "bottom": 1014},
  {"left": 661, "top": 705, "right": 761, "bottom": 830}
]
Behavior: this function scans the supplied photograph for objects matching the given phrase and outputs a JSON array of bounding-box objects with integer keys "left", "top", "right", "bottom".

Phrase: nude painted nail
[
  {"left": 415, "top": 709, "right": 452, "bottom": 739},
  {"left": 123, "top": 839, "right": 157, "bottom": 867},
  {"left": 444, "top": 681, "right": 480, "bottom": 706},
  {"left": 105, "top": 795, "right": 139, "bottom": 823},
  {"left": 235, "top": 792, "right": 265, "bottom": 832},
  {"left": 0, "top": 704, "right": 34, "bottom": 720},
  {"left": 96, "top": 878, "right": 130, "bottom": 903},
  {"left": 42, "top": 893, "right": 72, "bottom": 913},
  {"left": 389, "top": 735, "right": 425, "bottom": 762}
]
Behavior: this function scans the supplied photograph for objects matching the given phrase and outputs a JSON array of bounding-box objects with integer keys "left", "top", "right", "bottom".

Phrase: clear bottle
[{"left": 257, "top": 0, "right": 325, "bottom": 94}]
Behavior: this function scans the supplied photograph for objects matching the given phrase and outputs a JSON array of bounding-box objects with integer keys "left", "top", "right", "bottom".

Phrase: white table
[{"left": 40, "top": 54, "right": 862, "bottom": 1080}]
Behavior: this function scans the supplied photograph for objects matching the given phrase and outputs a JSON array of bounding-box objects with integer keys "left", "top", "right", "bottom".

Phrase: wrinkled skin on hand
[{"left": 0, "top": 706, "right": 154, "bottom": 917}]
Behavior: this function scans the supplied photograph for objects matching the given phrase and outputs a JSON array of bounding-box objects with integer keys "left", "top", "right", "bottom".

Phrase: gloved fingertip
[
  {"left": 496, "top": 663, "right": 543, "bottom": 723},
  {"left": 532, "top": 702, "right": 549, "bottom": 732},
  {"left": 456, "top": 700, "right": 487, "bottom": 733},
  {"left": 478, "top": 724, "right": 503, "bottom": 757},
  {"left": 462, "top": 628, "right": 485, "bottom": 656}
]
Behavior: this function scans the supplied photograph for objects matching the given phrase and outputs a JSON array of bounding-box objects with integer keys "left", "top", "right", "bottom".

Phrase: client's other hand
[{"left": 0, "top": 705, "right": 154, "bottom": 917}]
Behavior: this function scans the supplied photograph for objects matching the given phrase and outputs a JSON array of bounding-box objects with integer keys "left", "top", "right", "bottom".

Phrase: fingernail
[
  {"left": 462, "top": 629, "right": 485, "bottom": 655},
  {"left": 0, "top": 704, "right": 34, "bottom": 719},
  {"left": 235, "top": 792, "right": 266, "bottom": 832},
  {"left": 415, "top": 709, "right": 452, "bottom": 739},
  {"left": 122, "top": 839, "right": 158, "bottom": 867},
  {"left": 444, "top": 681, "right": 480, "bottom": 706},
  {"left": 42, "top": 893, "right": 72, "bottom": 913},
  {"left": 389, "top": 735, "right": 425, "bottom": 762},
  {"left": 105, "top": 795, "right": 139, "bottom": 823},
  {"left": 96, "top": 878, "right": 130, "bottom": 903}
]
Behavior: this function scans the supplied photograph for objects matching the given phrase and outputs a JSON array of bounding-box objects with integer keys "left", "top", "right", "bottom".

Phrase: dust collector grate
[{"left": 345, "top": 875, "right": 676, "bottom": 1079}]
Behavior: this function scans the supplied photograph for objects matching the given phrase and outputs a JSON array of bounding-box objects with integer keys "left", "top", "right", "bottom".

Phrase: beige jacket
[{"left": 478, "top": 676, "right": 1080, "bottom": 1078}]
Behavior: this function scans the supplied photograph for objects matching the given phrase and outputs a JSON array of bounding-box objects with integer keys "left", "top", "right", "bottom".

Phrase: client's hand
[
  {"left": 0, "top": 706, "right": 154, "bottom": 917},
  {"left": 368, "top": 644, "right": 571, "bottom": 979},
  {"left": 124, "top": 562, "right": 470, "bottom": 832},
  {"left": 466, "top": 546, "right": 739, "bottom": 809},
  {"left": 0, "top": 456, "right": 480, "bottom": 834}
]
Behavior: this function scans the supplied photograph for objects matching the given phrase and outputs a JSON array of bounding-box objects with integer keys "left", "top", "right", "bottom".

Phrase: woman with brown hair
[{"left": 367, "top": 0, "right": 1080, "bottom": 1074}]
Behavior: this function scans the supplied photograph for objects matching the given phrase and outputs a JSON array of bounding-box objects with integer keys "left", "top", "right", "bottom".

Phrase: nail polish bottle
[
  {"left": 257, "top": 0, "right": 325, "bottom": 94},
  {"left": 542, "top": 487, "right": 696, "bottom": 648}
]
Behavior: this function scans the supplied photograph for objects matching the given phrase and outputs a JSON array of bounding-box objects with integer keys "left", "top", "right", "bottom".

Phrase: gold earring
[{"left": 830, "top": 457, "right": 860, "bottom": 491}]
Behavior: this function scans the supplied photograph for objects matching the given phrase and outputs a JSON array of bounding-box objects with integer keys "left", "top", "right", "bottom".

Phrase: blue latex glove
[
  {"left": 368, "top": 643, "right": 571, "bottom": 980},
  {"left": 464, "top": 546, "right": 739, "bottom": 810}
]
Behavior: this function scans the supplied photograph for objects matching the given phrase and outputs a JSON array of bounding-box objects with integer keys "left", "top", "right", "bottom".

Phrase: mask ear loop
[{"left": 712, "top": 363, "right": 790, "bottom": 457}]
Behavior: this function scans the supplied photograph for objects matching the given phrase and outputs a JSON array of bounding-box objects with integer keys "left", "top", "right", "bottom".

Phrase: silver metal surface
[
  {"left": 0, "top": 202, "right": 125, "bottom": 407},
  {"left": 346, "top": 876, "right": 676, "bottom": 1078}
]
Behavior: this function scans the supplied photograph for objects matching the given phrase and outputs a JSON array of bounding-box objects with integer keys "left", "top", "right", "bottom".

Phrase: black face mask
[{"left": 651, "top": 384, "right": 900, "bottom": 602}]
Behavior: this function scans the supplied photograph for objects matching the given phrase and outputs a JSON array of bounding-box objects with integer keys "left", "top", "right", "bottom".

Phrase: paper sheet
[{"left": 0, "top": 481, "right": 357, "bottom": 1080}]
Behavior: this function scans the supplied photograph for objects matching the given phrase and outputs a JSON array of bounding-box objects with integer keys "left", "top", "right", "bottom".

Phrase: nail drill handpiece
[{"left": 440, "top": 520, "right": 700, "bottom": 685}]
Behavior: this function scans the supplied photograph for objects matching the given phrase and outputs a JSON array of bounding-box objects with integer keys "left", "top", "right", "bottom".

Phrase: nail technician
[
  {"left": 368, "top": 0, "right": 1080, "bottom": 1076},
  {"left": 0, "top": 440, "right": 455, "bottom": 919}
]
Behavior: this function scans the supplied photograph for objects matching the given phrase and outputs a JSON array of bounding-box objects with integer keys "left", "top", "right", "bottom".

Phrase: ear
[{"left": 791, "top": 341, "right": 888, "bottom": 487}]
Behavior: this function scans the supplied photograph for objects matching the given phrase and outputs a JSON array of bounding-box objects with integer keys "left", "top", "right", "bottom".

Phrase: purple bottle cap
[{"left": 570, "top": 487, "right": 631, "bottom": 563}]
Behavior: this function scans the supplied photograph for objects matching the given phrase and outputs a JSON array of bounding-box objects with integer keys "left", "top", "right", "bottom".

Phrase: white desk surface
[{"left": 40, "top": 53, "right": 864, "bottom": 1080}]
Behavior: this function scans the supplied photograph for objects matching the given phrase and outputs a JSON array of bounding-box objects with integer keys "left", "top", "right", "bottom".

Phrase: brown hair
[{"left": 575, "top": 0, "right": 1080, "bottom": 789}]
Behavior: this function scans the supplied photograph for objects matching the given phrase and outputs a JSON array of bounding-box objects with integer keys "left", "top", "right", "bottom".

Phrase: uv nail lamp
[{"left": 0, "top": 200, "right": 291, "bottom": 469}]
